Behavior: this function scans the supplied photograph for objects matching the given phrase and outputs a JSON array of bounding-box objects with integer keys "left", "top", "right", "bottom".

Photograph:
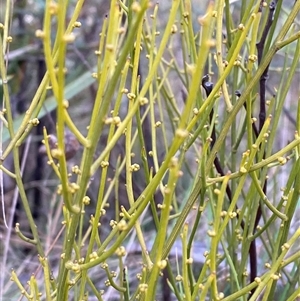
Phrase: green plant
[{"left": 1, "top": 0, "right": 300, "bottom": 300}]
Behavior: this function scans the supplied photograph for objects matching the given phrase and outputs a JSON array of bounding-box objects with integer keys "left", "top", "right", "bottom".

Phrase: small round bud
[
  {"left": 282, "top": 243, "right": 290, "bottom": 250},
  {"left": 63, "top": 33, "right": 76, "bottom": 43},
  {"left": 83, "top": 196, "right": 90, "bottom": 205},
  {"left": 176, "top": 128, "right": 188, "bottom": 138},
  {"left": 171, "top": 24, "right": 178, "bottom": 34},
  {"left": 157, "top": 260, "right": 167, "bottom": 269},
  {"left": 139, "top": 283, "right": 148, "bottom": 292},
  {"left": 129, "top": 163, "right": 140, "bottom": 172},
  {"left": 131, "top": 2, "right": 141, "bottom": 12},
  {"left": 106, "top": 44, "right": 114, "bottom": 51},
  {"left": 254, "top": 277, "right": 261, "bottom": 283},
  {"left": 249, "top": 54, "right": 257, "bottom": 62},
  {"left": 127, "top": 93, "right": 136, "bottom": 100},
  {"left": 72, "top": 165, "right": 81, "bottom": 174},
  {"left": 49, "top": 1, "right": 59, "bottom": 14},
  {"left": 73, "top": 21, "right": 81, "bottom": 28},
  {"left": 176, "top": 275, "right": 183, "bottom": 281},
  {"left": 100, "top": 161, "right": 109, "bottom": 168},
  {"left": 29, "top": 118, "right": 40, "bottom": 126},
  {"left": 207, "top": 230, "right": 216, "bottom": 237},
  {"left": 214, "top": 189, "right": 220, "bottom": 195},
  {"left": 117, "top": 220, "right": 128, "bottom": 231},
  {"left": 186, "top": 258, "right": 193, "bottom": 264},
  {"left": 35, "top": 30, "right": 45, "bottom": 38},
  {"left": 115, "top": 246, "right": 126, "bottom": 256},
  {"left": 238, "top": 24, "right": 245, "bottom": 30},
  {"left": 139, "top": 97, "right": 148, "bottom": 105}
]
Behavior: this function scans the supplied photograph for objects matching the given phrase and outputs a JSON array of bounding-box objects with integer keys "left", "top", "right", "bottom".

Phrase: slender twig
[{"left": 248, "top": 2, "right": 277, "bottom": 293}]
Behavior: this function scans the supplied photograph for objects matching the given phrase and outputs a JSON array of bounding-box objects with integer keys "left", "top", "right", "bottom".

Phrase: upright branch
[
  {"left": 249, "top": 1, "right": 277, "bottom": 296},
  {"left": 256, "top": 1, "right": 276, "bottom": 131}
]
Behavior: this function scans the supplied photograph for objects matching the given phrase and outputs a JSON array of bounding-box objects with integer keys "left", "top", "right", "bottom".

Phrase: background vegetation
[{"left": 0, "top": 0, "right": 300, "bottom": 300}]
